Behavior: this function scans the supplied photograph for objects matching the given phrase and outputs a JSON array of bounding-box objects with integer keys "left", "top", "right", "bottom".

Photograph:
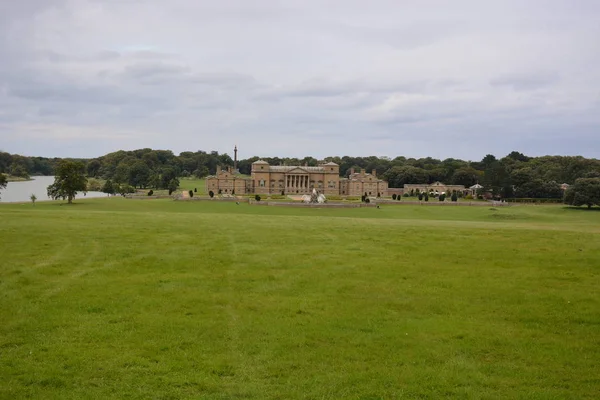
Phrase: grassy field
[
  {"left": 178, "top": 178, "right": 206, "bottom": 194},
  {"left": 1, "top": 199, "right": 599, "bottom": 399}
]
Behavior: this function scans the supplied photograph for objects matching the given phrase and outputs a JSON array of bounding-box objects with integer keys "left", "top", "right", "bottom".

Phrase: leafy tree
[
  {"left": 255, "top": 195, "right": 261, "bottom": 201},
  {"left": 451, "top": 192, "right": 458, "bottom": 202},
  {"left": 116, "top": 184, "right": 135, "bottom": 196},
  {"left": 30, "top": 194, "right": 37, "bottom": 205},
  {"left": 392, "top": 194, "right": 397, "bottom": 200},
  {"left": 86, "top": 159, "right": 102, "bottom": 177},
  {"left": 209, "top": 190, "right": 214, "bottom": 198},
  {"left": 439, "top": 194, "right": 446, "bottom": 201},
  {"left": 47, "top": 160, "right": 88, "bottom": 204},
  {"left": 167, "top": 179, "right": 179, "bottom": 194},
  {"left": 384, "top": 166, "right": 428, "bottom": 187},
  {"left": 193, "top": 166, "right": 209, "bottom": 179},
  {"left": 418, "top": 193, "right": 423, "bottom": 201},
  {"left": 0, "top": 173, "right": 6, "bottom": 199},
  {"left": 102, "top": 179, "right": 115, "bottom": 196},
  {"left": 129, "top": 161, "right": 151, "bottom": 188},
  {"left": 10, "top": 164, "right": 30, "bottom": 179},
  {"left": 451, "top": 167, "right": 481, "bottom": 187},
  {"left": 189, "top": 190, "right": 194, "bottom": 198},
  {"left": 564, "top": 178, "right": 600, "bottom": 209},
  {"left": 506, "top": 151, "right": 530, "bottom": 162},
  {"left": 424, "top": 193, "right": 429, "bottom": 202}
]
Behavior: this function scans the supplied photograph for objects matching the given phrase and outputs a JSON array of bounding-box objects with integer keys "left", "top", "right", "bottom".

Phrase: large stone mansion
[
  {"left": 204, "top": 147, "right": 478, "bottom": 198},
  {"left": 205, "top": 150, "right": 388, "bottom": 197}
]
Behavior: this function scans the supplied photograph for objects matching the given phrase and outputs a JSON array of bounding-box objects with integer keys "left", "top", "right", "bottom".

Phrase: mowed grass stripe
[{"left": 1, "top": 199, "right": 599, "bottom": 399}]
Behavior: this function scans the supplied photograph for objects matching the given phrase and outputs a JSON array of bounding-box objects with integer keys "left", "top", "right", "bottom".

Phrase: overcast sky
[{"left": 1, "top": 0, "right": 599, "bottom": 160}]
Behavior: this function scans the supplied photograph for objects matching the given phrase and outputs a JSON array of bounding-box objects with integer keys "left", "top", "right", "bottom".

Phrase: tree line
[{"left": 1, "top": 149, "right": 600, "bottom": 199}]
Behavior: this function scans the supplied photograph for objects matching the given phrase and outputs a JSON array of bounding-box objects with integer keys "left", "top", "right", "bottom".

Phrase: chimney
[
  {"left": 372, "top": 169, "right": 377, "bottom": 177},
  {"left": 234, "top": 145, "right": 238, "bottom": 172},
  {"left": 216, "top": 165, "right": 221, "bottom": 174},
  {"left": 361, "top": 168, "right": 366, "bottom": 175},
  {"left": 350, "top": 168, "right": 355, "bottom": 176}
]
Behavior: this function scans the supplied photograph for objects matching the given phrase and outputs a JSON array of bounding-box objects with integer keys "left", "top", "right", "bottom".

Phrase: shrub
[
  {"left": 451, "top": 192, "right": 458, "bottom": 202},
  {"left": 418, "top": 193, "right": 423, "bottom": 201},
  {"left": 465, "top": 194, "right": 473, "bottom": 200},
  {"left": 194, "top": 188, "right": 197, "bottom": 192},
  {"left": 255, "top": 194, "right": 261, "bottom": 201},
  {"left": 168, "top": 189, "right": 173, "bottom": 195},
  {"left": 189, "top": 190, "right": 193, "bottom": 198},
  {"left": 403, "top": 193, "right": 410, "bottom": 197},
  {"left": 397, "top": 194, "right": 401, "bottom": 201},
  {"left": 365, "top": 198, "right": 370, "bottom": 203},
  {"left": 424, "top": 193, "right": 429, "bottom": 202},
  {"left": 209, "top": 190, "right": 214, "bottom": 198},
  {"left": 439, "top": 194, "right": 446, "bottom": 201},
  {"left": 361, "top": 195, "right": 366, "bottom": 202},
  {"left": 148, "top": 190, "right": 154, "bottom": 196},
  {"left": 392, "top": 194, "right": 397, "bottom": 200}
]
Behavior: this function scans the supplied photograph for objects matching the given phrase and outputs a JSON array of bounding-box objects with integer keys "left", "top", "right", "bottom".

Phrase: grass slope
[{"left": 1, "top": 199, "right": 599, "bottom": 399}]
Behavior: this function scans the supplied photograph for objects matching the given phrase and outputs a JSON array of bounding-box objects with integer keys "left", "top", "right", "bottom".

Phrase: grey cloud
[
  {"left": 1, "top": 0, "right": 599, "bottom": 159},
  {"left": 490, "top": 72, "right": 561, "bottom": 91}
]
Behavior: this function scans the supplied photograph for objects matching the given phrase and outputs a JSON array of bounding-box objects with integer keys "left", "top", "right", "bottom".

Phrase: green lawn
[
  {"left": 178, "top": 177, "right": 206, "bottom": 194},
  {"left": 1, "top": 199, "right": 599, "bottom": 399}
]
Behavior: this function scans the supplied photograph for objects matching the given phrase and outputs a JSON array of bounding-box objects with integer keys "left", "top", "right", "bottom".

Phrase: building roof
[
  {"left": 252, "top": 160, "right": 269, "bottom": 165},
  {"left": 470, "top": 184, "right": 483, "bottom": 189},
  {"left": 322, "top": 162, "right": 339, "bottom": 166},
  {"left": 268, "top": 166, "right": 327, "bottom": 173}
]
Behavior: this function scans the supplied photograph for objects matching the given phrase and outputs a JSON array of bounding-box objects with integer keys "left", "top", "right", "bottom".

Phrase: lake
[{"left": 0, "top": 176, "right": 107, "bottom": 203}]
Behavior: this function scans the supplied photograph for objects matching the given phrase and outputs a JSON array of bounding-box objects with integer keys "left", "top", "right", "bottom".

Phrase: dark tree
[
  {"left": 86, "top": 159, "right": 102, "bottom": 177},
  {"left": 167, "top": 179, "right": 179, "bottom": 194},
  {"left": 129, "top": 161, "right": 151, "bottom": 188},
  {"left": 451, "top": 192, "right": 458, "bottom": 202},
  {"left": 189, "top": 190, "right": 193, "bottom": 198},
  {"left": 101, "top": 179, "right": 115, "bottom": 196},
  {"left": 47, "top": 160, "right": 88, "bottom": 204},
  {"left": 564, "top": 178, "right": 600, "bottom": 209},
  {"left": 209, "top": 190, "right": 214, "bottom": 198},
  {"left": 0, "top": 173, "right": 6, "bottom": 199},
  {"left": 392, "top": 194, "right": 397, "bottom": 200},
  {"left": 255, "top": 194, "right": 261, "bottom": 201}
]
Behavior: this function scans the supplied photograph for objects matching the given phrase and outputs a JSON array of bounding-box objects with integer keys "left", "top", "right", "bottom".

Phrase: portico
[{"left": 285, "top": 173, "right": 311, "bottom": 193}]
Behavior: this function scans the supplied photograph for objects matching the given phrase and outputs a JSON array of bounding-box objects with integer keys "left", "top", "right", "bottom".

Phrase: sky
[{"left": 1, "top": 0, "right": 599, "bottom": 161}]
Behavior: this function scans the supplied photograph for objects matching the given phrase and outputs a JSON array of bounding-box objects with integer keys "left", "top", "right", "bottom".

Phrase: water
[{"left": 0, "top": 176, "right": 107, "bottom": 203}]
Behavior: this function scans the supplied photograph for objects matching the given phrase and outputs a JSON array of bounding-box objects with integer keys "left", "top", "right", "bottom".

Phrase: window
[
  {"left": 259, "top": 180, "right": 265, "bottom": 187},
  {"left": 331, "top": 168, "right": 334, "bottom": 171},
  {"left": 261, "top": 166, "right": 264, "bottom": 170}
]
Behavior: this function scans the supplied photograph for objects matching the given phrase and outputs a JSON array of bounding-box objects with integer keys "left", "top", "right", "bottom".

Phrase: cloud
[
  {"left": 490, "top": 72, "right": 561, "bottom": 91},
  {"left": 1, "top": 0, "right": 599, "bottom": 160}
]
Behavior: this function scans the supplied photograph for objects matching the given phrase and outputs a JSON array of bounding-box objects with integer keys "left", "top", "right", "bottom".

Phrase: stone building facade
[
  {"left": 403, "top": 181, "right": 468, "bottom": 195},
  {"left": 340, "top": 168, "right": 388, "bottom": 197},
  {"left": 205, "top": 160, "right": 389, "bottom": 197}
]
